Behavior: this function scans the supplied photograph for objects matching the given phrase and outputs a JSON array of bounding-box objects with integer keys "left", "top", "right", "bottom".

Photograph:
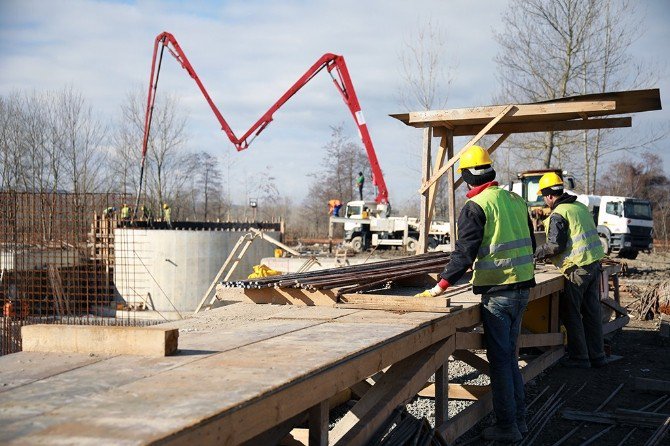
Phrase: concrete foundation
[{"left": 114, "top": 227, "right": 280, "bottom": 313}]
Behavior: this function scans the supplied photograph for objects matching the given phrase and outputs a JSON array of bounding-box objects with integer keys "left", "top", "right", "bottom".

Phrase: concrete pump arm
[{"left": 137, "top": 31, "right": 389, "bottom": 209}]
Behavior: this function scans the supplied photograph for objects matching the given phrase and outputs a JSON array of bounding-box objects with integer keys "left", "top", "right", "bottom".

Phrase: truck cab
[{"left": 577, "top": 195, "right": 653, "bottom": 259}]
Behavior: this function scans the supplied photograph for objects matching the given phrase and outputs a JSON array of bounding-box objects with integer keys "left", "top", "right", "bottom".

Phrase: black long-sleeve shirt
[
  {"left": 534, "top": 193, "right": 577, "bottom": 260},
  {"left": 439, "top": 192, "right": 536, "bottom": 295}
]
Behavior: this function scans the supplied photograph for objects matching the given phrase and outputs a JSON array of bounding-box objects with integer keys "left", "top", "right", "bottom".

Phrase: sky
[{"left": 1, "top": 0, "right": 668, "bottom": 211}]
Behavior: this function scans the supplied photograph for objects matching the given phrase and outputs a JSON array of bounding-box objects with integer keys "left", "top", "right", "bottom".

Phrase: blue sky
[{"left": 1, "top": 0, "right": 668, "bottom": 209}]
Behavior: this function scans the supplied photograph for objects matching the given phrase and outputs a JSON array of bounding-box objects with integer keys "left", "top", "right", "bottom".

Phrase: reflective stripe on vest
[
  {"left": 468, "top": 186, "right": 535, "bottom": 286},
  {"left": 544, "top": 201, "right": 604, "bottom": 273}
]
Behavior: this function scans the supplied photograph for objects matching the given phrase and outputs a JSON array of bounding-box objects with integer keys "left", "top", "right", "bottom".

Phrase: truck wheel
[
  {"left": 406, "top": 238, "right": 418, "bottom": 252},
  {"left": 350, "top": 236, "right": 363, "bottom": 253},
  {"left": 599, "top": 236, "right": 610, "bottom": 255}
]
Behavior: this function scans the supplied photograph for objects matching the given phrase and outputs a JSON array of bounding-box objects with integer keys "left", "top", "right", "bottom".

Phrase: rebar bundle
[{"left": 219, "top": 251, "right": 451, "bottom": 296}]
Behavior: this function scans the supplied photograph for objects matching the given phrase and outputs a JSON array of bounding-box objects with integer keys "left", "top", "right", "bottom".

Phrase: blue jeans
[{"left": 481, "top": 288, "right": 529, "bottom": 427}]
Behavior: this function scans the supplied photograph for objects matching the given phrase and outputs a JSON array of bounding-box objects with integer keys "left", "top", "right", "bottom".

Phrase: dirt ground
[{"left": 460, "top": 250, "right": 670, "bottom": 445}]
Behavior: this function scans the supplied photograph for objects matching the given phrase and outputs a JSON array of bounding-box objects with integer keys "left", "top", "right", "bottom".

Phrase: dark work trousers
[
  {"left": 358, "top": 185, "right": 363, "bottom": 200},
  {"left": 481, "top": 288, "right": 530, "bottom": 428},
  {"left": 560, "top": 261, "right": 605, "bottom": 364}
]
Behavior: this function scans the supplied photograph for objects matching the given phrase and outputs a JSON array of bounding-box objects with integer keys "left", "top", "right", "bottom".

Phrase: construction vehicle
[
  {"left": 134, "top": 31, "right": 390, "bottom": 215},
  {"left": 329, "top": 200, "right": 451, "bottom": 252},
  {"left": 575, "top": 195, "right": 653, "bottom": 259},
  {"left": 507, "top": 169, "right": 653, "bottom": 259}
]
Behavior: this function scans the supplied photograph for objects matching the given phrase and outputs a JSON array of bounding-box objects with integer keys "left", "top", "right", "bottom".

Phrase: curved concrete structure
[{"left": 114, "top": 228, "right": 280, "bottom": 312}]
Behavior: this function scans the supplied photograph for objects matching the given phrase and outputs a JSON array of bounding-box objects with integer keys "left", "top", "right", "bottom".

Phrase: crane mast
[{"left": 136, "top": 32, "right": 389, "bottom": 216}]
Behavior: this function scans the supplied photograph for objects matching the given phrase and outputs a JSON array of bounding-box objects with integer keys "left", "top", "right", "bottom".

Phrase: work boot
[
  {"left": 517, "top": 419, "right": 528, "bottom": 435},
  {"left": 482, "top": 424, "right": 522, "bottom": 443}
]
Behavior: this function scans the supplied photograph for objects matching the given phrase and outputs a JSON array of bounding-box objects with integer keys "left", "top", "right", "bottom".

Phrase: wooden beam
[
  {"left": 452, "top": 350, "right": 490, "bottom": 375},
  {"left": 445, "top": 131, "right": 456, "bottom": 252},
  {"left": 433, "top": 116, "right": 631, "bottom": 137},
  {"left": 407, "top": 100, "right": 616, "bottom": 126},
  {"left": 420, "top": 105, "right": 516, "bottom": 194},
  {"left": 217, "top": 285, "right": 338, "bottom": 306},
  {"left": 418, "top": 127, "right": 432, "bottom": 254},
  {"left": 634, "top": 377, "right": 670, "bottom": 394},
  {"left": 419, "top": 383, "right": 490, "bottom": 401},
  {"left": 330, "top": 336, "right": 456, "bottom": 446},
  {"left": 453, "top": 133, "right": 510, "bottom": 190},
  {"left": 427, "top": 134, "right": 448, "bottom": 226},
  {"left": 435, "top": 361, "right": 449, "bottom": 426},
  {"left": 20, "top": 325, "right": 179, "bottom": 357},
  {"left": 455, "top": 332, "right": 563, "bottom": 350},
  {"left": 308, "top": 400, "right": 329, "bottom": 446}
]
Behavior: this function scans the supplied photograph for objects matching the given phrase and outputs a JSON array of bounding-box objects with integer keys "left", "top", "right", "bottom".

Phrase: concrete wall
[{"left": 114, "top": 228, "right": 280, "bottom": 312}]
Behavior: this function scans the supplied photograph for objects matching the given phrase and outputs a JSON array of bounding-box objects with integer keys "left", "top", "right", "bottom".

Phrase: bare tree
[
  {"left": 494, "top": 0, "right": 662, "bottom": 192},
  {"left": 397, "top": 17, "right": 456, "bottom": 218},
  {"left": 194, "top": 151, "right": 224, "bottom": 220}
]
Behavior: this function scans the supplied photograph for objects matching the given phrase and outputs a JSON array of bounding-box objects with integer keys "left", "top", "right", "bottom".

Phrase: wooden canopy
[{"left": 390, "top": 89, "right": 662, "bottom": 252}]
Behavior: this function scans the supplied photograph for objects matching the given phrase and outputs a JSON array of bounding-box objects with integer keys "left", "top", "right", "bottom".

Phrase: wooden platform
[{"left": 0, "top": 271, "right": 574, "bottom": 445}]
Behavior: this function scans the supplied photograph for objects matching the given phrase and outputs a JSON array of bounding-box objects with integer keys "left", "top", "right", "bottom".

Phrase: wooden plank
[
  {"left": 426, "top": 134, "right": 448, "bottom": 233},
  {"left": 420, "top": 105, "right": 516, "bottom": 194},
  {"left": 407, "top": 100, "right": 615, "bottom": 126},
  {"left": 418, "top": 383, "right": 490, "bottom": 401},
  {"left": 330, "top": 336, "right": 455, "bottom": 446},
  {"left": 445, "top": 131, "right": 456, "bottom": 252},
  {"left": 340, "top": 294, "right": 450, "bottom": 307},
  {"left": 602, "top": 314, "right": 630, "bottom": 334},
  {"left": 434, "top": 116, "right": 631, "bottom": 137},
  {"left": 454, "top": 332, "right": 562, "bottom": 350},
  {"left": 453, "top": 350, "right": 490, "bottom": 375},
  {"left": 634, "top": 377, "right": 670, "bottom": 394},
  {"left": 217, "top": 286, "right": 339, "bottom": 306},
  {"left": 336, "top": 303, "right": 461, "bottom": 313},
  {"left": 21, "top": 324, "right": 179, "bottom": 357}
]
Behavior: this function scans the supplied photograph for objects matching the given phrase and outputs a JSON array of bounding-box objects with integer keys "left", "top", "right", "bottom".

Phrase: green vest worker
[
  {"left": 416, "top": 145, "right": 535, "bottom": 443},
  {"left": 534, "top": 172, "right": 606, "bottom": 369}
]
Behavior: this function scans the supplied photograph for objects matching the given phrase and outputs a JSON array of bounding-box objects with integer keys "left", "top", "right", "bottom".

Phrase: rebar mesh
[{"left": 0, "top": 191, "right": 142, "bottom": 355}]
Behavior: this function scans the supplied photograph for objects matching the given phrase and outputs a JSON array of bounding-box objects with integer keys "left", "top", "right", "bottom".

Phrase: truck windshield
[
  {"left": 346, "top": 205, "right": 362, "bottom": 218},
  {"left": 624, "top": 200, "right": 652, "bottom": 220},
  {"left": 524, "top": 178, "right": 544, "bottom": 205}
]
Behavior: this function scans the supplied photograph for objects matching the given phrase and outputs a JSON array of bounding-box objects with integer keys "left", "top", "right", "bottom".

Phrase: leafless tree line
[{"left": 494, "top": 0, "right": 665, "bottom": 194}]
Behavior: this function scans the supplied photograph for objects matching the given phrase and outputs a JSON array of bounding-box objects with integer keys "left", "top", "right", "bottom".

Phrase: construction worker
[
  {"left": 120, "top": 203, "right": 130, "bottom": 221},
  {"left": 328, "top": 199, "right": 342, "bottom": 216},
  {"left": 416, "top": 145, "right": 536, "bottom": 443},
  {"left": 356, "top": 171, "right": 364, "bottom": 200},
  {"left": 102, "top": 206, "right": 116, "bottom": 218},
  {"left": 534, "top": 172, "right": 606, "bottom": 369},
  {"left": 163, "top": 203, "right": 172, "bottom": 228}
]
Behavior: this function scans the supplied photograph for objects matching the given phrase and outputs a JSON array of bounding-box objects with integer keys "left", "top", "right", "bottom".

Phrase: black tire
[
  {"left": 406, "top": 238, "right": 418, "bottom": 252},
  {"left": 350, "top": 236, "right": 363, "bottom": 253}
]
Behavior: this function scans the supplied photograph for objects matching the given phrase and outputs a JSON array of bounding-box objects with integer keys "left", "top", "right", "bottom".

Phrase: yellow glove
[{"left": 414, "top": 284, "right": 446, "bottom": 298}]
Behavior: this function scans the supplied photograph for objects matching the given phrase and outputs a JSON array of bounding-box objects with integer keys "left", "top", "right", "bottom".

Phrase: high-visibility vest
[
  {"left": 469, "top": 187, "right": 535, "bottom": 286},
  {"left": 120, "top": 206, "right": 130, "bottom": 218},
  {"left": 544, "top": 201, "right": 604, "bottom": 273}
]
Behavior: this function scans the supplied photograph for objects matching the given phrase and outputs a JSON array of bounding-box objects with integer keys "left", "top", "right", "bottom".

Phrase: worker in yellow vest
[
  {"left": 163, "top": 203, "right": 172, "bottom": 228},
  {"left": 534, "top": 172, "right": 606, "bottom": 369},
  {"left": 416, "top": 145, "right": 536, "bottom": 442}
]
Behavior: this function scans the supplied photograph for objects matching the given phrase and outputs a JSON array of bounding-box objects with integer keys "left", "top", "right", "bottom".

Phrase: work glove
[
  {"left": 566, "top": 266, "right": 589, "bottom": 287},
  {"left": 415, "top": 279, "right": 449, "bottom": 297}
]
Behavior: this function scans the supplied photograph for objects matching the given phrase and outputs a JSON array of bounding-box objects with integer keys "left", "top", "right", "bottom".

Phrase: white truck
[
  {"left": 505, "top": 170, "right": 654, "bottom": 259},
  {"left": 575, "top": 195, "right": 653, "bottom": 259},
  {"left": 329, "top": 200, "right": 451, "bottom": 253}
]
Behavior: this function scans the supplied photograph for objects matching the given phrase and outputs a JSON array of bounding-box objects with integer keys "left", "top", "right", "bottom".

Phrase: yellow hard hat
[
  {"left": 458, "top": 146, "right": 492, "bottom": 173},
  {"left": 163, "top": 203, "right": 169, "bottom": 209},
  {"left": 537, "top": 172, "right": 564, "bottom": 195}
]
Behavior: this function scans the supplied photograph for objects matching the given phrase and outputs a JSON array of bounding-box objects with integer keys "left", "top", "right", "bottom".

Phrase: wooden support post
[
  {"left": 435, "top": 361, "right": 449, "bottom": 427},
  {"left": 308, "top": 400, "right": 329, "bottom": 446},
  {"left": 418, "top": 127, "right": 432, "bottom": 254},
  {"left": 453, "top": 350, "right": 490, "bottom": 375},
  {"left": 550, "top": 291, "right": 560, "bottom": 333},
  {"left": 445, "top": 130, "right": 456, "bottom": 252},
  {"left": 427, "top": 135, "right": 448, "bottom": 231}
]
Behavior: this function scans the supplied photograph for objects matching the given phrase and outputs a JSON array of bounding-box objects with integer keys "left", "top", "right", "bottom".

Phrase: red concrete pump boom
[{"left": 136, "top": 31, "right": 390, "bottom": 215}]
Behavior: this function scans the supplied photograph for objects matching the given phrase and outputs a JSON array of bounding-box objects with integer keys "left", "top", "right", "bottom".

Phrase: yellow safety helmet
[
  {"left": 537, "top": 172, "right": 564, "bottom": 195},
  {"left": 163, "top": 203, "right": 169, "bottom": 209},
  {"left": 458, "top": 146, "right": 492, "bottom": 173}
]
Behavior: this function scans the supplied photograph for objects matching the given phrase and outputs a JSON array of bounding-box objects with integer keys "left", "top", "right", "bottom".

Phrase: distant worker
[
  {"left": 415, "top": 145, "right": 536, "bottom": 443},
  {"left": 328, "top": 199, "right": 342, "bottom": 216},
  {"left": 356, "top": 171, "right": 364, "bottom": 200},
  {"left": 102, "top": 206, "right": 116, "bottom": 218},
  {"left": 120, "top": 203, "right": 130, "bottom": 221},
  {"left": 163, "top": 203, "right": 172, "bottom": 228},
  {"left": 534, "top": 172, "right": 606, "bottom": 369},
  {"left": 140, "top": 204, "right": 153, "bottom": 225}
]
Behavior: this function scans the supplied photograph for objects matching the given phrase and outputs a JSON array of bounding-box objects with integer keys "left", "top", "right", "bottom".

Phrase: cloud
[{"left": 1, "top": 0, "right": 668, "bottom": 207}]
